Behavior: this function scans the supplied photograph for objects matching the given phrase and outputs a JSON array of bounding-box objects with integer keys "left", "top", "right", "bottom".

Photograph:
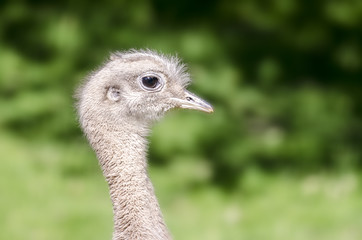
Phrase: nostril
[{"left": 186, "top": 97, "right": 194, "bottom": 102}]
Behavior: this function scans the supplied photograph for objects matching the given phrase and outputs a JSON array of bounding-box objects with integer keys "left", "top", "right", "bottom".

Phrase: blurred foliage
[
  {"left": 1, "top": 0, "right": 361, "bottom": 177},
  {"left": 1, "top": 0, "right": 362, "bottom": 239}
]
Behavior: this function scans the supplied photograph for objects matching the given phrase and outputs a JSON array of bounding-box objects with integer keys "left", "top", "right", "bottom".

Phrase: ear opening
[{"left": 106, "top": 86, "right": 122, "bottom": 102}]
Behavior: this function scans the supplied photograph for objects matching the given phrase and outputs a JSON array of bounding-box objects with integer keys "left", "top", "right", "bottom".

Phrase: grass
[{"left": 1, "top": 134, "right": 361, "bottom": 240}]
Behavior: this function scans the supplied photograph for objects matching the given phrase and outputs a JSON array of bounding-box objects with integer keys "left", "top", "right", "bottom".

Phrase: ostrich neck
[{"left": 86, "top": 121, "right": 171, "bottom": 240}]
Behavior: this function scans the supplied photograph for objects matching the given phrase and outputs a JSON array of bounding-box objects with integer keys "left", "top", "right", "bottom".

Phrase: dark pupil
[{"left": 142, "top": 76, "right": 159, "bottom": 88}]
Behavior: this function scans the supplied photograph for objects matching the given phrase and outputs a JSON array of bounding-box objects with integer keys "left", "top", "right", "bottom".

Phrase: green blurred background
[{"left": 1, "top": 0, "right": 361, "bottom": 239}]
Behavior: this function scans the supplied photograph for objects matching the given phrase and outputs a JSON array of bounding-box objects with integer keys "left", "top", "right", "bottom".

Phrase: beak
[{"left": 172, "top": 90, "right": 214, "bottom": 113}]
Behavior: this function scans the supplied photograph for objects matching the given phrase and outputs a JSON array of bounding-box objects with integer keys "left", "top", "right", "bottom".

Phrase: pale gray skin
[{"left": 76, "top": 50, "right": 213, "bottom": 240}]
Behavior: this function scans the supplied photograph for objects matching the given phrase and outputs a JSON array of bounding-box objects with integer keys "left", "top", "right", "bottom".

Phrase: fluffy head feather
[{"left": 110, "top": 49, "right": 191, "bottom": 88}]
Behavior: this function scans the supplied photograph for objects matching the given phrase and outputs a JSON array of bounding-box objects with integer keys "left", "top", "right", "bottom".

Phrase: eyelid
[{"left": 138, "top": 72, "right": 164, "bottom": 92}]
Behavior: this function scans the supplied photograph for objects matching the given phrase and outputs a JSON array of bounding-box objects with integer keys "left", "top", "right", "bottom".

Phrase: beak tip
[{"left": 207, "top": 107, "right": 214, "bottom": 114}]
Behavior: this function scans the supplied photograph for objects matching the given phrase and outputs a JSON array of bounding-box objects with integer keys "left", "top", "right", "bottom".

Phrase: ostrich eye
[
  {"left": 141, "top": 76, "right": 159, "bottom": 89},
  {"left": 138, "top": 73, "right": 164, "bottom": 92}
]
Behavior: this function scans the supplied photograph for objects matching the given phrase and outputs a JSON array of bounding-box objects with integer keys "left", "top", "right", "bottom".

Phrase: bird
[{"left": 75, "top": 49, "right": 213, "bottom": 240}]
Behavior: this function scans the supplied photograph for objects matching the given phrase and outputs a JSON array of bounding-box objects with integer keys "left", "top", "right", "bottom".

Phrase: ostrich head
[{"left": 76, "top": 49, "right": 213, "bottom": 129}]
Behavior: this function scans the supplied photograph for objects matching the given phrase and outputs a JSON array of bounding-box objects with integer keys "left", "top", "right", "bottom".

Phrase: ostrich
[{"left": 76, "top": 49, "right": 213, "bottom": 240}]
